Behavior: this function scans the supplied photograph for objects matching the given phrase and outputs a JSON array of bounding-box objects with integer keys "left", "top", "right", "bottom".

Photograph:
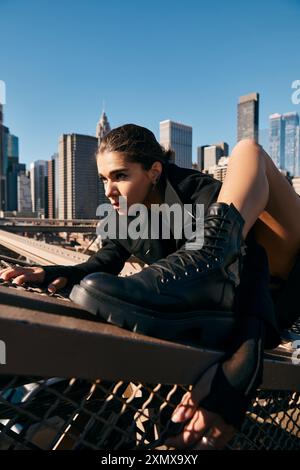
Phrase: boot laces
[{"left": 149, "top": 215, "right": 232, "bottom": 281}]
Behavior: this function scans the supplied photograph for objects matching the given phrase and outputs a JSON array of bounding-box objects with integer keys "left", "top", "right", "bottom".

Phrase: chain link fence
[{"left": 0, "top": 376, "right": 299, "bottom": 449}]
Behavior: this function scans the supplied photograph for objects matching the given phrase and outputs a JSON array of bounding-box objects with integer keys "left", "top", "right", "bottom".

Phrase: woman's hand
[
  {"left": 164, "top": 363, "right": 236, "bottom": 450},
  {"left": 0, "top": 266, "right": 68, "bottom": 293}
]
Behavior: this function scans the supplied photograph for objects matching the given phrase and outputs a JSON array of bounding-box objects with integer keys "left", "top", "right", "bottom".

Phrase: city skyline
[{"left": 1, "top": 0, "right": 300, "bottom": 164}]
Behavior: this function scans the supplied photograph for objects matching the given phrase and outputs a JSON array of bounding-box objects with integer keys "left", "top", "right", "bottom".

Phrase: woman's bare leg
[{"left": 217, "top": 138, "right": 300, "bottom": 279}]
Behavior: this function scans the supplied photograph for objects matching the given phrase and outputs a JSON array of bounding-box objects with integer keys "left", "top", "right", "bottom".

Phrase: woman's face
[{"left": 97, "top": 151, "right": 161, "bottom": 214}]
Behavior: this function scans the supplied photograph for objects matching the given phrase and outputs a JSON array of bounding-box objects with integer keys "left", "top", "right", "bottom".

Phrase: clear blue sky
[{"left": 1, "top": 0, "right": 300, "bottom": 165}]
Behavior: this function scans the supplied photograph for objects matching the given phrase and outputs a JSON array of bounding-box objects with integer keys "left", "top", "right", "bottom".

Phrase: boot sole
[{"left": 70, "top": 283, "right": 236, "bottom": 348}]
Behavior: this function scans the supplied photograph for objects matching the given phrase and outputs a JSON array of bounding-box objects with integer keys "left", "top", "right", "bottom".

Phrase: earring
[{"left": 152, "top": 177, "right": 160, "bottom": 191}]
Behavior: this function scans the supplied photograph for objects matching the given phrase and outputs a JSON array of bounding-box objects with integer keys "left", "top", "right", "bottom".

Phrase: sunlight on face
[{"left": 97, "top": 151, "right": 154, "bottom": 214}]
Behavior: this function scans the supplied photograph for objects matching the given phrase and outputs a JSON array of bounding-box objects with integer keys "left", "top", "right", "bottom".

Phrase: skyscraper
[
  {"left": 237, "top": 92, "right": 259, "bottom": 142},
  {"left": 203, "top": 145, "right": 222, "bottom": 170},
  {"left": 47, "top": 154, "right": 57, "bottom": 219},
  {"left": 58, "top": 133, "right": 98, "bottom": 219},
  {"left": 197, "top": 145, "right": 209, "bottom": 171},
  {"left": 269, "top": 111, "right": 300, "bottom": 176},
  {"left": 0, "top": 104, "right": 20, "bottom": 211},
  {"left": 269, "top": 113, "right": 285, "bottom": 170},
  {"left": 96, "top": 110, "right": 111, "bottom": 206},
  {"left": 6, "top": 134, "right": 22, "bottom": 211},
  {"left": 96, "top": 110, "right": 111, "bottom": 145},
  {"left": 54, "top": 152, "right": 59, "bottom": 218},
  {"left": 0, "top": 104, "right": 9, "bottom": 210},
  {"left": 30, "top": 160, "right": 48, "bottom": 216},
  {"left": 213, "top": 141, "right": 229, "bottom": 156},
  {"left": 160, "top": 120, "right": 192, "bottom": 169},
  {"left": 296, "top": 126, "right": 300, "bottom": 177},
  {"left": 18, "top": 171, "right": 32, "bottom": 213},
  {"left": 283, "top": 112, "right": 299, "bottom": 176}
]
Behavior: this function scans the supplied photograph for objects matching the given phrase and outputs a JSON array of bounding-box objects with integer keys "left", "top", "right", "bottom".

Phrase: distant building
[
  {"left": 0, "top": 104, "right": 10, "bottom": 211},
  {"left": 7, "top": 162, "right": 25, "bottom": 211},
  {"left": 160, "top": 120, "right": 192, "bottom": 169},
  {"left": 30, "top": 160, "right": 48, "bottom": 216},
  {"left": 96, "top": 110, "right": 111, "bottom": 206},
  {"left": 54, "top": 152, "right": 59, "bottom": 219},
  {"left": 214, "top": 141, "right": 229, "bottom": 156},
  {"left": 47, "top": 154, "right": 57, "bottom": 219},
  {"left": 96, "top": 110, "right": 111, "bottom": 145},
  {"left": 58, "top": 133, "right": 98, "bottom": 219},
  {"left": 0, "top": 104, "right": 8, "bottom": 210},
  {"left": 269, "top": 113, "right": 285, "bottom": 169},
  {"left": 296, "top": 126, "right": 300, "bottom": 177},
  {"left": 237, "top": 92, "right": 259, "bottom": 142},
  {"left": 208, "top": 156, "right": 230, "bottom": 182},
  {"left": 269, "top": 112, "right": 300, "bottom": 176},
  {"left": 6, "top": 134, "right": 23, "bottom": 211},
  {"left": 0, "top": 104, "right": 20, "bottom": 211},
  {"left": 197, "top": 145, "right": 209, "bottom": 171},
  {"left": 203, "top": 145, "right": 222, "bottom": 170},
  {"left": 18, "top": 171, "right": 32, "bottom": 213},
  {"left": 203, "top": 142, "right": 228, "bottom": 171},
  {"left": 283, "top": 112, "right": 299, "bottom": 176}
]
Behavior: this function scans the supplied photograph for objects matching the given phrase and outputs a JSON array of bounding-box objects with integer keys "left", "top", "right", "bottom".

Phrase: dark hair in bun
[{"left": 98, "top": 123, "right": 173, "bottom": 172}]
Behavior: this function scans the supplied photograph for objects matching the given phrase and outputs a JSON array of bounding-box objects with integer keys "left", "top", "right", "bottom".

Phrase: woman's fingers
[
  {"left": 164, "top": 363, "right": 232, "bottom": 450},
  {"left": 11, "top": 274, "right": 28, "bottom": 285},
  {"left": 171, "top": 391, "right": 197, "bottom": 423},
  {"left": 171, "top": 363, "right": 219, "bottom": 423},
  {"left": 47, "top": 277, "right": 67, "bottom": 293},
  {"left": 165, "top": 407, "right": 216, "bottom": 449},
  {"left": 0, "top": 266, "right": 67, "bottom": 292},
  {"left": 193, "top": 416, "right": 236, "bottom": 450},
  {"left": 165, "top": 407, "right": 236, "bottom": 450},
  {"left": 0, "top": 266, "right": 45, "bottom": 285},
  {"left": 0, "top": 267, "right": 23, "bottom": 280},
  {"left": 0, "top": 267, "right": 10, "bottom": 275}
]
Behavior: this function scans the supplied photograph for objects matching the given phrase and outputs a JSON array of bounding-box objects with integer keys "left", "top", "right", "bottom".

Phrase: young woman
[{"left": 1, "top": 124, "right": 299, "bottom": 449}]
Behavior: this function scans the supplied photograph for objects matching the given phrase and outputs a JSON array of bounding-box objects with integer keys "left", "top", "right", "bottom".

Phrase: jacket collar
[
  {"left": 161, "top": 169, "right": 187, "bottom": 249},
  {"left": 163, "top": 165, "right": 185, "bottom": 210}
]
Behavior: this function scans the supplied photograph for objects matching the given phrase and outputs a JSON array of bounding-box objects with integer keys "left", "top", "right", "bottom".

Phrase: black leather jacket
[{"left": 43, "top": 163, "right": 222, "bottom": 286}]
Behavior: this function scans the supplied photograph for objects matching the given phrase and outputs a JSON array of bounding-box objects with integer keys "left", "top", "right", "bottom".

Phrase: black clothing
[
  {"left": 43, "top": 162, "right": 279, "bottom": 346},
  {"left": 42, "top": 162, "right": 281, "bottom": 428},
  {"left": 69, "top": 202, "right": 246, "bottom": 348},
  {"left": 272, "top": 252, "right": 300, "bottom": 331},
  {"left": 199, "top": 241, "right": 270, "bottom": 428}
]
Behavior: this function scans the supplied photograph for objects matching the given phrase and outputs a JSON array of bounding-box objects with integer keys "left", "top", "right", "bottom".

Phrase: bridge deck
[{"left": 0, "top": 283, "right": 298, "bottom": 390}]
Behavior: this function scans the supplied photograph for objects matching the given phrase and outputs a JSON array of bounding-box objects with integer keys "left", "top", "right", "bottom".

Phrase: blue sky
[{"left": 1, "top": 0, "right": 300, "bottom": 165}]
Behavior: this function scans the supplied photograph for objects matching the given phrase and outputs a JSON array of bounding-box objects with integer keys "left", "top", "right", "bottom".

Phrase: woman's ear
[{"left": 150, "top": 161, "right": 163, "bottom": 184}]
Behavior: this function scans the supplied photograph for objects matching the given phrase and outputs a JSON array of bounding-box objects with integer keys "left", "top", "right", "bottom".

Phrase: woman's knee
[
  {"left": 230, "top": 139, "right": 265, "bottom": 169},
  {"left": 231, "top": 138, "right": 261, "bottom": 156}
]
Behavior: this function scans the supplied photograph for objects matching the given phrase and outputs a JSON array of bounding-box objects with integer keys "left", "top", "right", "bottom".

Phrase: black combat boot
[{"left": 70, "top": 202, "right": 246, "bottom": 345}]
